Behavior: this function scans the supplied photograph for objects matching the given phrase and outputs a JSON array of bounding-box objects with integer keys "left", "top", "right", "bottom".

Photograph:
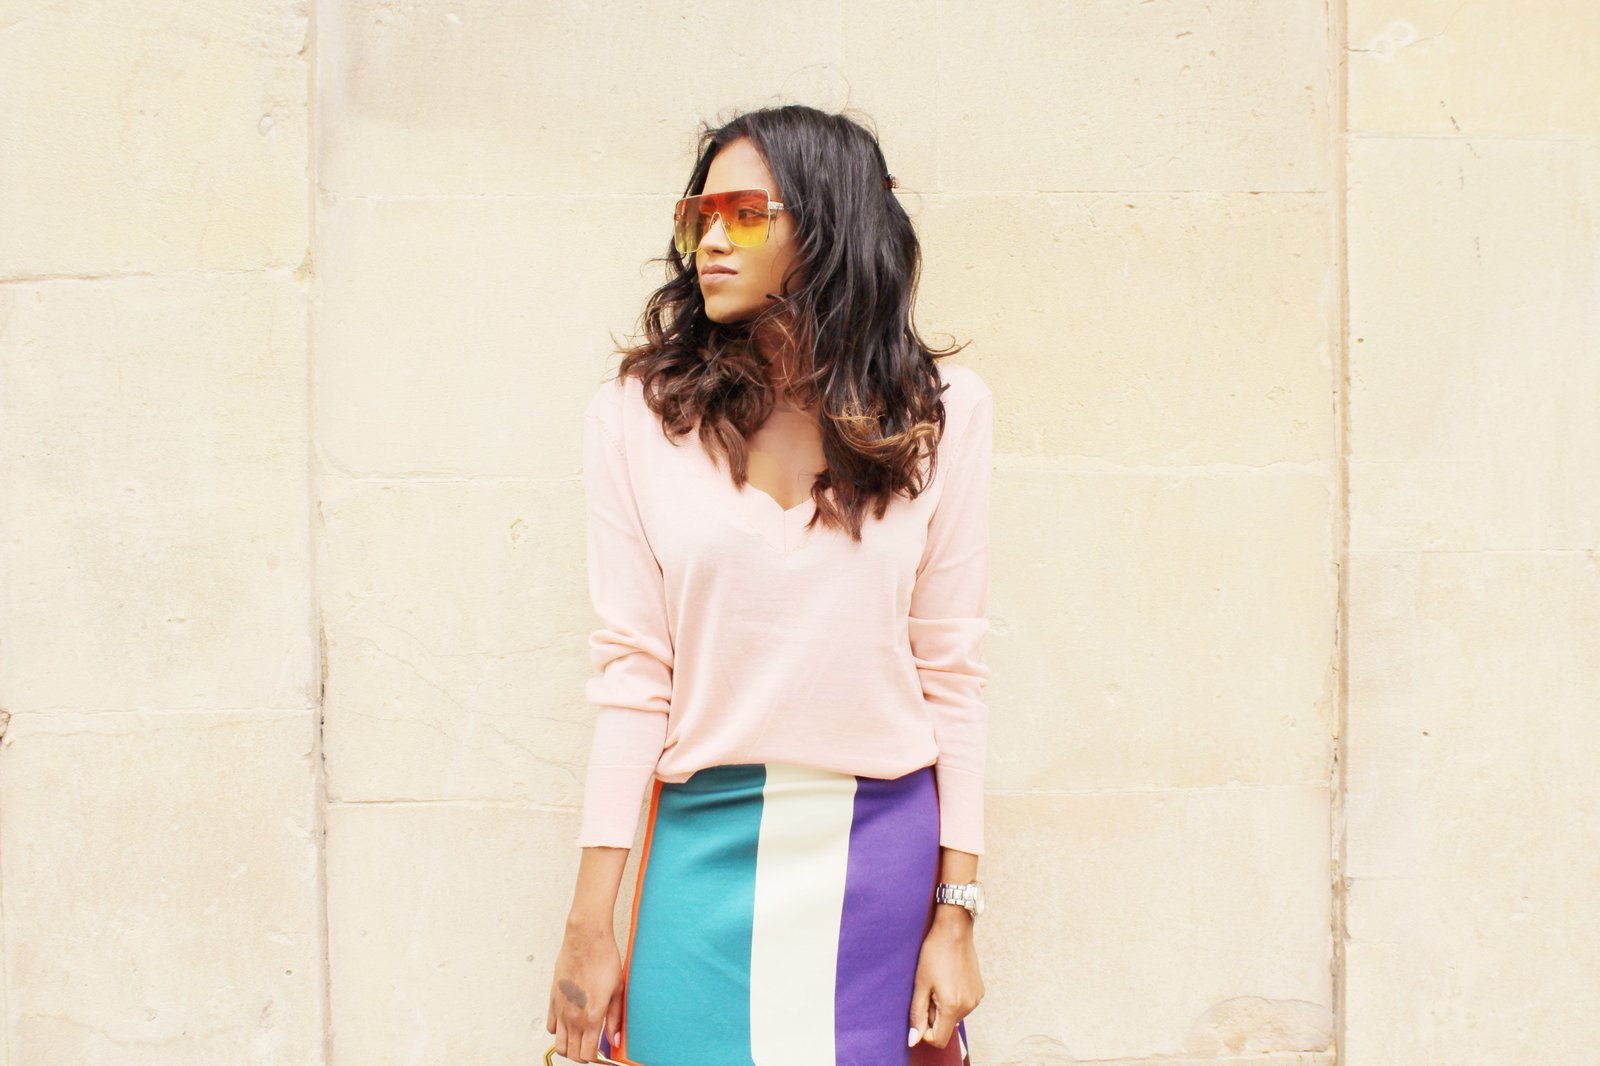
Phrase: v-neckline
[
  {"left": 684, "top": 415, "right": 822, "bottom": 554},
  {"left": 741, "top": 479, "right": 815, "bottom": 517},
  {"left": 729, "top": 470, "right": 819, "bottom": 554}
]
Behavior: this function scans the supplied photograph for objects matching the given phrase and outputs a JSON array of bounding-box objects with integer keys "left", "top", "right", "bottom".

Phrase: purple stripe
[{"left": 834, "top": 765, "right": 940, "bottom": 1064}]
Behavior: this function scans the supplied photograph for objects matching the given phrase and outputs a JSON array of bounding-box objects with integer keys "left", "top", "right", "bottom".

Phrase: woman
[{"left": 546, "top": 104, "right": 992, "bottom": 1066}]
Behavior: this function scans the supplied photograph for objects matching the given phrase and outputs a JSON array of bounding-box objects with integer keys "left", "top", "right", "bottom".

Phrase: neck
[{"left": 752, "top": 333, "right": 805, "bottom": 404}]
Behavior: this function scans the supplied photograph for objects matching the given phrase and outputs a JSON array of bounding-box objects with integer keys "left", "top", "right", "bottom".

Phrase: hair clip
[{"left": 883, "top": 173, "right": 899, "bottom": 190}]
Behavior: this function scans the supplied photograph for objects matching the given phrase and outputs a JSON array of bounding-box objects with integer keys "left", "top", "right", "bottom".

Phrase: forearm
[
  {"left": 938, "top": 845, "right": 978, "bottom": 884},
  {"left": 566, "top": 845, "right": 631, "bottom": 933}
]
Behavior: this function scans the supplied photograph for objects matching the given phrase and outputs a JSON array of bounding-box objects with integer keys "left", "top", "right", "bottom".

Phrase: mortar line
[
  {"left": 1329, "top": 0, "right": 1354, "bottom": 1060},
  {"left": 304, "top": 1, "right": 335, "bottom": 1062}
]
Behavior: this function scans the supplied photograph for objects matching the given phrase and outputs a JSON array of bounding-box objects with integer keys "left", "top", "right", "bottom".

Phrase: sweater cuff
[
  {"left": 934, "top": 763, "right": 985, "bottom": 856},
  {"left": 575, "top": 762, "right": 655, "bottom": 848}
]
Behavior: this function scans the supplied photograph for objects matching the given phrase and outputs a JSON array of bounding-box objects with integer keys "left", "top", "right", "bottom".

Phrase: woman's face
[{"left": 694, "top": 137, "right": 803, "bottom": 324}]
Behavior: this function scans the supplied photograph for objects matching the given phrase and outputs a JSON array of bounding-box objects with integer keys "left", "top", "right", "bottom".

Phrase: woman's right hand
[{"left": 546, "top": 918, "right": 625, "bottom": 1064}]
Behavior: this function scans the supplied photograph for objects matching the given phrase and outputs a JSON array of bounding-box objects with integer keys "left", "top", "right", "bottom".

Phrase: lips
[{"left": 700, "top": 265, "right": 737, "bottom": 276}]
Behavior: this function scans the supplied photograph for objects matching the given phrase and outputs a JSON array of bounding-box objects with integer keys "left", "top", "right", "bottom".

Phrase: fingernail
[{"left": 908, "top": 1025, "right": 920, "bottom": 1047}]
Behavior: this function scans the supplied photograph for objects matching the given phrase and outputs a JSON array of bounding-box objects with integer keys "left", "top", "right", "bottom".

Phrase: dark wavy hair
[{"left": 611, "top": 103, "right": 969, "bottom": 542}]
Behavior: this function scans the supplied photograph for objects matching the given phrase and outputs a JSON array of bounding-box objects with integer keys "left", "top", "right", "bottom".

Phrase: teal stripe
[{"left": 625, "top": 764, "right": 765, "bottom": 1064}]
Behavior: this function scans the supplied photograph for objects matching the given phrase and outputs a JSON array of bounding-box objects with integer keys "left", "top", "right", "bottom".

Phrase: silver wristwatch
[{"left": 934, "top": 880, "right": 985, "bottom": 919}]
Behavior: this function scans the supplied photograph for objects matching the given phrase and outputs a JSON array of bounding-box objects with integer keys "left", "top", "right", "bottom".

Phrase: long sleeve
[
  {"left": 574, "top": 385, "right": 673, "bottom": 848},
  {"left": 907, "top": 388, "right": 995, "bottom": 856}
]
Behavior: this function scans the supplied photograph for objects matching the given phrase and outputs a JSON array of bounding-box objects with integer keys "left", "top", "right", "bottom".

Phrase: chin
[{"left": 703, "top": 297, "right": 756, "bottom": 324}]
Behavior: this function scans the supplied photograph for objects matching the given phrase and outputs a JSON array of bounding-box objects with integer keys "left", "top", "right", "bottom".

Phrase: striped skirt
[{"left": 599, "top": 762, "right": 973, "bottom": 1066}]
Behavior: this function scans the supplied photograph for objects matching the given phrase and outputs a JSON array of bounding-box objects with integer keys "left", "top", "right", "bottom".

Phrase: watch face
[{"left": 972, "top": 882, "right": 985, "bottom": 915}]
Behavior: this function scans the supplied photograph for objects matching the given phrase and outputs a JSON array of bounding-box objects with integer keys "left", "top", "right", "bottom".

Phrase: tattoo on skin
[{"left": 559, "top": 979, "right": 587, "bottom": 1009}]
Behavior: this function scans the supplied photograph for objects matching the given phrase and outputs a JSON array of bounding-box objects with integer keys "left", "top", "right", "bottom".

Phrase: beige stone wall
[
  {"left": 1342, "top": 2, "right": 1600, "bottom": 1064},
  {"left": 0, "top": 1, "right": 322, "bottom": 1064},
  {"left": 0, "top": 3, "right": 1593, "bottom": 1065}
]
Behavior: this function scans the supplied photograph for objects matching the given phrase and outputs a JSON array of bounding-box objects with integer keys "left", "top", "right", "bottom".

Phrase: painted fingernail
[{"left": 908, "top": 1025, "right": 920, "bottom": 1046}]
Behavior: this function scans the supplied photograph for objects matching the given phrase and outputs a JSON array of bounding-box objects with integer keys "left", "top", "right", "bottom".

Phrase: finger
[
  {"left": 927, "top": 990, "right": 956, "bottom": 1048},
  {"left": 553, "top": 1017, "right": 569, "bottom": 1060},
  {"left": 578, "top": 1011, "right": 602, "bottom": 1064},
  {"left": 607, "top": 990, "right": 625, "bottom": 1049},
  {"left": 908, "top": 977, "right": 931, "bottom": 1046},
  {"left": 547, "top": 990, "right": 558, "bottom": 1035}
]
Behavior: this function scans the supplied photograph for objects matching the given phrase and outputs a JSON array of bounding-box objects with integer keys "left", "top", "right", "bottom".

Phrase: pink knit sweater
[{"left": 576, "top": 361, "right": 994, "bottom": 855}]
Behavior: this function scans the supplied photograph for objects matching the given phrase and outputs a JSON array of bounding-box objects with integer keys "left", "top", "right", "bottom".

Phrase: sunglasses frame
[{"left": 673, "top": 186, "right": 790, "bottom": 256}]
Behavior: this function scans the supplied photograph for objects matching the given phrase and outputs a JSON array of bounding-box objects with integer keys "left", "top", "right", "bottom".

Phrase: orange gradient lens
[{"left": 673, "top": 188, "right": 774, "bottom": 255}]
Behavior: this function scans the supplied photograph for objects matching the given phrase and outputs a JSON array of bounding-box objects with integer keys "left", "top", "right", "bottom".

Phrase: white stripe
[{"left": 748, "top": 763, "right": 857, "bottom": 1065}]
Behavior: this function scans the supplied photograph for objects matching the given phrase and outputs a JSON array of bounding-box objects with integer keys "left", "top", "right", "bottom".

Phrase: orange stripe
[{"left": 614, "top": 777, "right": 662, "bottom": 1065}]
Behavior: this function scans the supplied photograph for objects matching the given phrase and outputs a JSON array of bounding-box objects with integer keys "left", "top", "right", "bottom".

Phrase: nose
[{"left": 697, "top": 209, "right": 733, "bottom": 253}]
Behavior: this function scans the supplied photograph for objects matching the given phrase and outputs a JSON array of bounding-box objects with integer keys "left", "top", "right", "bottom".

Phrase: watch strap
[{"left": 934, "top": 881, "right": 981, "bottom": 916}]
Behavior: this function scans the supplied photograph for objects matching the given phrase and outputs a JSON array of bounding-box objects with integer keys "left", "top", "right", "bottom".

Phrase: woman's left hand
[{"left": 908, "top": 907, "right": 984, "bottom": 1050}]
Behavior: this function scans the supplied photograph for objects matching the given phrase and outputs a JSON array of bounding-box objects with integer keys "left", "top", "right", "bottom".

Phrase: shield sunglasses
[{"left": 672, "top": 187, "right": 789, "bottom": 256}]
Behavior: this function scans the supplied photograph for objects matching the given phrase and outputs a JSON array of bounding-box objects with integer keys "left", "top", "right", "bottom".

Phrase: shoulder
[
  {"left": 931, "top": 360, "right": 993, "bottom": 444},
  {"left": 583, "top": 372, "right": 646, "bottom": 433},
  {"left": 933, "top": 360, "right": 992, "bottom": 414}
]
